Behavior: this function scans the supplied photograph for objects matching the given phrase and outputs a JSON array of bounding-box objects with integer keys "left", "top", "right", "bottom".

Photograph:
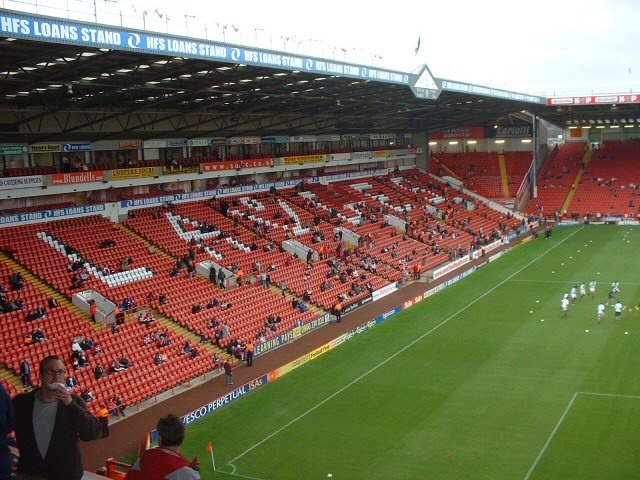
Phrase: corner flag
[{"left": 207, "top": 441, "right": 216, "bottom": 471}]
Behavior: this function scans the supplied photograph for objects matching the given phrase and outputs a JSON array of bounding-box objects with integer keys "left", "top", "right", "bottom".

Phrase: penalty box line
[{"left": 523, "top": 391, "right": 640, "bottom": 480}]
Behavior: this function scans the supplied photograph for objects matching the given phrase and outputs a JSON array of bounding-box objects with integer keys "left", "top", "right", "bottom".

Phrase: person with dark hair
[
  {"left": 224, "top": 357, "right": 234, "bottom": 385},
  {"left": 109, "top": 394, "right": 127, "bottom": 417},
  {"left": 12, "top": 355, "right": 102, "bottom": 480},
  {"left": 124, "top": 414, "right": 200, "bottom": 479},
  {"left": 20, "top": 359, "right": 32, "bottom": 388}
]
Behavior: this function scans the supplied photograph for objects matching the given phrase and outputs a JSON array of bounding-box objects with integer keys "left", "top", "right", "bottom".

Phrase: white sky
[{"left": 10, "top": 0, "right": 640, "bottom": 97}]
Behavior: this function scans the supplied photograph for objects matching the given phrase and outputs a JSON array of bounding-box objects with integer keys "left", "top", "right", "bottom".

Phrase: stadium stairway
[
  {"left": 431, "top": 156, "right": 460, "bottom": 179},
  {"left": 0, "top": 252, "right": 102, "bottom": 393},
  {"left": 0, "top": 252, "right": 98, "bottom": 330},
  {"left": 116, "top": 222, "right": 177, "bottom": 264},
  {"left": 498, "top": 154, "right": 511, "bottom": 197},
  {"left": 269, "top": 284, "right": 327, "bottom": 317},
  {"left": 0, "top": 365, "right": 25, "bottom": 392},
  {"left": 561, "top": 149, "right": 594, "bottom": 215}
]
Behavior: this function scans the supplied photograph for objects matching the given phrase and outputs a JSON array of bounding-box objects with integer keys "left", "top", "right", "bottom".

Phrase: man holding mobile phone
[{"left": 12, "top": 355, "right": 102, "bottom": 480}]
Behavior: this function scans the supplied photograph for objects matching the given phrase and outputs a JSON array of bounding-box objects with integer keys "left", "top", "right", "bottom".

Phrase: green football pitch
[{"left": 176, "top": 225, "right": 640, "bottom": 480}]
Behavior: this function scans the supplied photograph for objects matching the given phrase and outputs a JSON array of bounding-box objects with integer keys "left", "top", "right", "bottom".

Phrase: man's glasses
[{"left": 42, "top": 369, "right": 65, "bottom": 376}]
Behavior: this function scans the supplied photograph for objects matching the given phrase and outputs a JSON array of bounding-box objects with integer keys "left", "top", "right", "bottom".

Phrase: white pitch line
[
  {"left": 220, "top": 469, "right": 266, "bottom": 480},
  {"left": 225, "top": 226, "right": 585, "bottom": 470},
  {"left": 577, "top": 391, "right": 640, "bottom": 400},
  {"left": 524, "top": 391, "right": 640, "bottom": 479},
  {"left": 523, "top": 392, "right": 578, "bottom": 480}
]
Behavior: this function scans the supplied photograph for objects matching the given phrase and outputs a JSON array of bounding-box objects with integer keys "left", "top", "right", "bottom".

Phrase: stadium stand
[
  {"left": 430, "top": 151, "right": 533, "bottom": 200},
  {"left": 565, "top": 140, "right": 640, "bottom": 219},
  {"left": 528, "top": 142, "right": 588, "bottom": 217}
]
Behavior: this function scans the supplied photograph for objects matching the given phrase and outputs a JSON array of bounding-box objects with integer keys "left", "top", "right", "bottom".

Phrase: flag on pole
[
  {"left": 207, "top": 441, "right": 216, "bottom": 471},
  {"left": 415, "top": 36, "right": 421, "bottom": 55}
]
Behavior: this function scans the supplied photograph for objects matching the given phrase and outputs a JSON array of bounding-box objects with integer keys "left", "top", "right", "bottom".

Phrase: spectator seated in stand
[
  {"left": 154, "top": 352, "right": 169, "bottom": 365},
  {"left": 121, "top": 296, "right": 137, "bottom": 311},
  {"left": 99, "top": 238, "right": 117, "bottom": 248},
  {"left": 212, "top": 352, "right": 222, "bottom": 372},
  {"left": 291, "top": 298, "right": 307, "bottom": 313},
  {"left": 76, "top": 351, "right": 90, "bottom": 368},
  {"left": 26, "top": 306, "right": 47, "bottom": 322},
  {"left": 109, "top": 395, "right": 127, "bottom": 417},
  {"left": 71, "top": 338, "right": 83, "bottom": 356},
  {"left": 80, "top": 336, "right": 94, "bottom": 351},
  {"left": 9, "top": 272, "right": 25, "bottom": 290},
  {"left": 31, "top": 328, "right": 47, "bottom": 343},
  {"left": 154, "top": 330, "right": 171, "bottom": 347},
  {"left": 109, "top": 360, "right": 125, "bottom": 374},
  {"left": 80, "top": 387, "right": 95, "bottom": 403},
  {"left": 92, "top": 343, "right": 103, "bottom": 355},
  {"left": 119, "top": 356, "right": 133, "bottom": 368},
  {"left": 65, "top": 375, "right": 79, "bottom": 390},
  {"left": 138, "top": 312, "right": 155, "bottom": 328},
  {"left": 94, "top": 363, "right": 107, "bottom": 379}
]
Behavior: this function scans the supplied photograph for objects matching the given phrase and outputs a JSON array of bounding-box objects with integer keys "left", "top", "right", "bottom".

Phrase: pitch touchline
[
  {"left": 524, "top": 391, "right": 640, "bottom": 480},
  {"left": 224, "top": 227, "right": 585, "bottom": 469}
]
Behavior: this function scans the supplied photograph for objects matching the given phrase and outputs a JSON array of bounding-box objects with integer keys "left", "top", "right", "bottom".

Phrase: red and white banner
[
  {"left": 547, "top": 94, "right": 640, "bottom": 106},
  {"left": 201, "top": 158, "right": 274, "bottom": 172},
  {"left": 51, "top": 171, "right": 105, "bottom": 185}
]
